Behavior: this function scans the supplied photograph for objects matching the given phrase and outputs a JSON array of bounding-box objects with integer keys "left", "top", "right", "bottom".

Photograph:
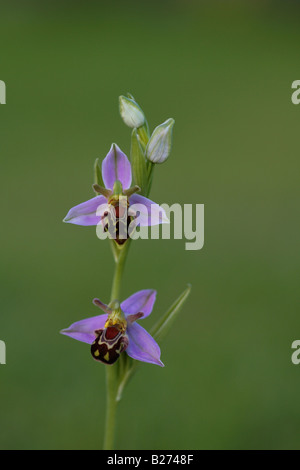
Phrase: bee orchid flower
[
  {"left": 63, "top": 144, "right": 169, "bottom": 243},
  {"left": 60, "top": 289, "right": 164, "bottom": 367}
]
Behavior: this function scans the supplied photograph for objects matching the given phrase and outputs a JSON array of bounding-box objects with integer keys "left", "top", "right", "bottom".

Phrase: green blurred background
[{"left": 1, "top": 0, "right": 300, "bottom": 450}]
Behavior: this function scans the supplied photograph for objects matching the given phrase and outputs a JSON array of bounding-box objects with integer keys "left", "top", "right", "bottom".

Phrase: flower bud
[
  {"left": 145, "top": 118, "right": 175, "bottom": 164},
  {"left": 119, "top": 95, "right": 145, "bottom": 128}
]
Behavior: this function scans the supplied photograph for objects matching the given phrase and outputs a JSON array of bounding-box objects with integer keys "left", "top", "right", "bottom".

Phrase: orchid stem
[
  {"left": 110, "top": 241, "right": 130, "bottom": 301},
  {"left": 103, "top": 241, "right": 131, "bottom": 450},
  {"left": 103, "top": 363, "right": 118, "bottom": 450}
]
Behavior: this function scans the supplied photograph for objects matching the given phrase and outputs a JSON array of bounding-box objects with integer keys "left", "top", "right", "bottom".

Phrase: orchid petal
[
  {"left": 126, "top": 322, "right": 164, "bottom": 367},
  {"left": 121, "top": 289, "right": 156, "bottom": 319},
  {"left": 60, "top": 314, "right": 108, "bottom": 344},
  {"left": 63, "top": 196, "right": 108, "bottom": 226},
  {"left": 102, "top": 144, "right": 132, "bottom": 190},
  {"left": 129, "top": 194, "right": 169, "bottom": 227}
]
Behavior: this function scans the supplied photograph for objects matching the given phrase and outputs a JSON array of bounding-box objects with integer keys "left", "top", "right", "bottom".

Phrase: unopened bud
[
  {"left": 119, "top": 95, "right": 145, "bottom": 128},
  {"left": 145, "top": 118, "right": 175, "bottom": 164}
]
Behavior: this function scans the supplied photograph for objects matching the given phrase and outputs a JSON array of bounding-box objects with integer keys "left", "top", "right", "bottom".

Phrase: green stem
[
  {"left": 103, "top": 241, "right": 131, "bottom": 450},
  {"left": 110, "top": 242, "right": 130, "bottom": 301},
  {"left": 103, "top": 363, "right": 119, "bottom": 450}
]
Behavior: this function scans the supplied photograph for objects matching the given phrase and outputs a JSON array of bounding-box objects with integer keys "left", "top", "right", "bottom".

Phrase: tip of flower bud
[
  {"left": 119, "top": 95, "right": 145, "bottom": 129},
  {"left": 146, "top": 118, "right": 175, "bottom": 164}
]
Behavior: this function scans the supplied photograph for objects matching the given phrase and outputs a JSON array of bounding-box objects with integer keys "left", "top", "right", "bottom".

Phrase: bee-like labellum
[
  {"left": 102, "top": 198, "right": 136, "bottom": 246},
  {"left": 91, "top": 326, "right": 129, "bottom": 365}
]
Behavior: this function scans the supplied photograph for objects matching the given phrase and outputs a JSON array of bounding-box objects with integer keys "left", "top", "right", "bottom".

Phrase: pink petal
[
  {"left": 121, "top": 289, "right": 156, "bottom": 319},
  {"left": 63, "top": 196, "right": 108, "bottom": 226},
  {"left": 60, "top": 314, "right": 108, "bottom": 344},
  {"left": 102, "top": 144, "right": 132, "bottom": 190},
  {"left": 126, "top": 322, "right": 164, "bottom": 367},
  {"left": 129, "top": 194, "right": 169, "bottom": 227}
]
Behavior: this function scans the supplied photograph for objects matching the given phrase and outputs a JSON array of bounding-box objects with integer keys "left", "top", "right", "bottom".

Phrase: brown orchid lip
[
  {"left": 90, "top": 308, "right": 145, "bottom": 365},
  {"left": 91, "top": 326, "right": 129, "bottom": 365},
  {"left": 105, "top": 326, "right": 120, "bottom": 340},
  {"left": 101, "top": 197, "right": 136, "bottom": 246}
]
